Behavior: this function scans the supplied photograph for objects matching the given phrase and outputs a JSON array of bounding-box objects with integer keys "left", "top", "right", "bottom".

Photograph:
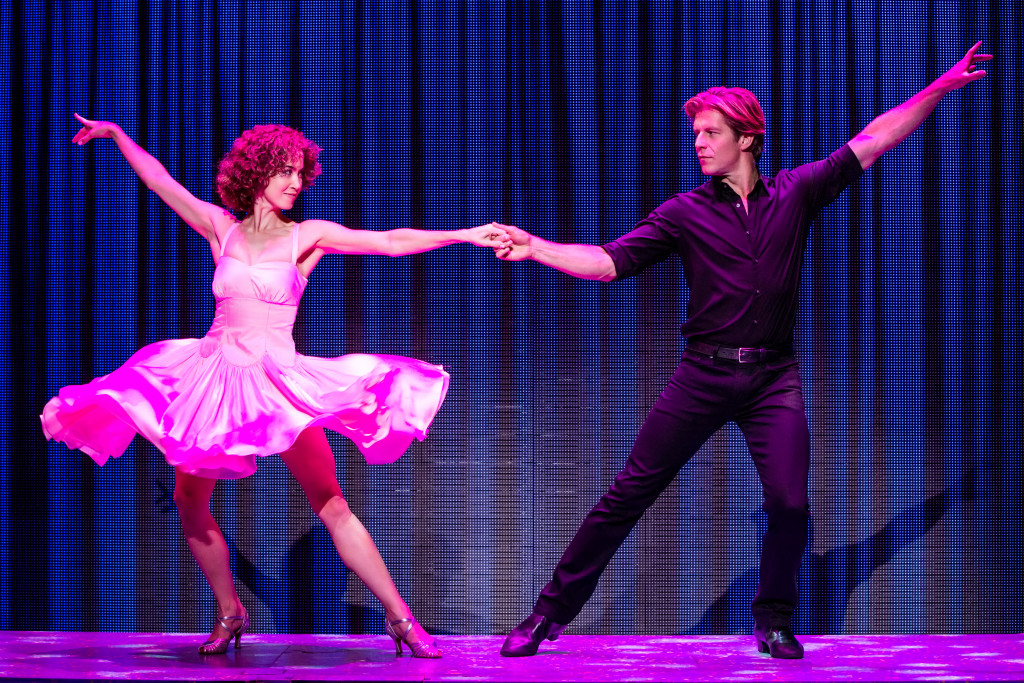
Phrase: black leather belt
[{"left": 686, "top": 341, "right": 789, "bottom": 363}]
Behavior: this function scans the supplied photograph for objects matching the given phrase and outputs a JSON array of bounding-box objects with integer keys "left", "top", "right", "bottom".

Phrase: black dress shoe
[
  {"left": 753, "top": 624, "right": 804, "bottom": 659},
  {"left": 500, "top": 613, "right": 566, "bottom": 657}
]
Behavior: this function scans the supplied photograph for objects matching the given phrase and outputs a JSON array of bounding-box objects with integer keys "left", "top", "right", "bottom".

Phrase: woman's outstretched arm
[
  {"left": 73, "top": 114, "right": 234, "bottom": 242},
  {"left": 302, "top": 220, "right": 511, "bottom": 257}
]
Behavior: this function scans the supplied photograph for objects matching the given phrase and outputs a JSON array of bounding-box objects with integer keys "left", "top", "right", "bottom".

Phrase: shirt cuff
[
  {"left": 599, "top": 242, "right": 629, "bottom": 282},
  {"left": 835, "top": 143, "right": 866, "bottom": 181}
]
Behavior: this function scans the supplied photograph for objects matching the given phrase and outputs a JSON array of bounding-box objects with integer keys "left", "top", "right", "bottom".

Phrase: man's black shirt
[{"left": 602, "top": 144, "right": 864, "bottom": 347}]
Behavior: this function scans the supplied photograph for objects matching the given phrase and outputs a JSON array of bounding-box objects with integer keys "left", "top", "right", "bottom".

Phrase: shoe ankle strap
[
  {"left": 388, "top": 616, "right": 418, "bottom": 636},
  {"left": 216, "top": 615, "right": 247, "bottom": 629}
]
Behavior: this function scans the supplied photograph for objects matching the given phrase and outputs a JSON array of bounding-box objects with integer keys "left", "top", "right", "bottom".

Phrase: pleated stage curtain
[{"left": 2, "top": 0, "right": 1020, "bottom": 634}]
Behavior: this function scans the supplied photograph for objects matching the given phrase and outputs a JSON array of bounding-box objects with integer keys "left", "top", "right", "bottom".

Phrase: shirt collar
[{"left": 711, "top": 174, "right": 770, "bottom": 202}]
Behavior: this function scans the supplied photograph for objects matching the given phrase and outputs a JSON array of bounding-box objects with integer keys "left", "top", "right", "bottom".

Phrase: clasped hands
[{"left": 472, "top": 222, "right": 531, "bottom": 261}]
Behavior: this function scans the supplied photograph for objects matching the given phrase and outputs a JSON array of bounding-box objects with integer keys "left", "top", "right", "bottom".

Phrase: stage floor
[{"left": 0, "top": 631, "right": 1022, "bottom": 681}]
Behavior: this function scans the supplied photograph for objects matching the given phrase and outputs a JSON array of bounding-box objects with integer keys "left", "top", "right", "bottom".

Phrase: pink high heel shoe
[
  {"left": 384, "top": 616, "right": 442, "bottom": 659},
  {"left": 198, "top": 613, "right": 249, "bottom": 655}
]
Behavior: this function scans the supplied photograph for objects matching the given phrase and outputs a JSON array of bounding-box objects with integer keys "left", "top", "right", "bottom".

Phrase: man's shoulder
[
  {"left": 669, "top": 181, "right": 716, "bottom": 206},
  {"left": 772, "top": 145, "right": 862, "bottom": 183},
  {"left": 631, "top": 184, "right": 714, "bottom": 238},
  {"left": 684, "top": 178, "right": 716, "bottom": 197}
]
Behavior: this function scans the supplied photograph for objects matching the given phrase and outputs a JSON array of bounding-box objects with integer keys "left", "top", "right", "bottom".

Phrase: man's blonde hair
[{"left": 684, "top": 87, "right": 765, "bottom": 161}]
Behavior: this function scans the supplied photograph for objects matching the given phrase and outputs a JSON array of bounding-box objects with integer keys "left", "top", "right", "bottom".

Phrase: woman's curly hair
[{"left": 216, "top": 124, "right": 322, "bottom": 213}]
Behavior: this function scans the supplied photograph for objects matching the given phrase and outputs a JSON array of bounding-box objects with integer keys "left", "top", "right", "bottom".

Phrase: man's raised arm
[
  {"left": 848, "top": 41, "right": 991, "bottom": 170},
  {"left": 494, "top": 224, "right": 617, "bottom": 282}
]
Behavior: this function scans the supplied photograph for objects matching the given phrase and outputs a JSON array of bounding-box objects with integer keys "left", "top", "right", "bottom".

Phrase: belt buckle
[{"left": 737, "top": 347, "right": 763, "bottom": 363}]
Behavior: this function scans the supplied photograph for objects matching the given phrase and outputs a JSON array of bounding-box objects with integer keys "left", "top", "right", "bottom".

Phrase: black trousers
[{"left": 533, "top": 348, "right": 811, "bottom": 628}]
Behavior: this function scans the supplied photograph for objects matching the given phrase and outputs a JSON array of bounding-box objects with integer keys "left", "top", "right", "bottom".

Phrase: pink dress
[{"left": 40, "top": 224, "right": 450, "bottom": 479}]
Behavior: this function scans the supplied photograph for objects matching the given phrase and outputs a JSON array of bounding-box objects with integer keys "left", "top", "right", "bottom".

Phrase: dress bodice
[
  {"left": 211, "top": 255, "right": 307, "bottom": 305},
  {"left": 202, "top": 224, "right": 307, "bottom": 366}
]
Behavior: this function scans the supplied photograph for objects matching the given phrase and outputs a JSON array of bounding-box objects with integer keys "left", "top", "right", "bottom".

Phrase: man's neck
[{"left": 718, "top": 160, "right": 760, "bottom": 199}]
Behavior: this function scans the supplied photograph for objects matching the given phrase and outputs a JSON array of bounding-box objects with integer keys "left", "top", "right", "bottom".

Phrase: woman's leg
[
  {"left": 279, "top": 427, "right": 433, "bottom": 646},
  {"left": 174, "top": 468, "right": 245, "bottom": 640}
]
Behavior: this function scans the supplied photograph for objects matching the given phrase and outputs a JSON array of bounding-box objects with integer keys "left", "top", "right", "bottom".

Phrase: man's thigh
[
  {"left": 613, "top": 353, "right": 739, "bottom": 498},
  {"left": 735, "top": 360, "right": 810, "bottom": 509}
]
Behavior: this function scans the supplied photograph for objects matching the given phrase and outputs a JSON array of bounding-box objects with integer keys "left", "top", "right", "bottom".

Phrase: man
[{"left": 497, "top": 43, "right": 990, "bottom": 659}]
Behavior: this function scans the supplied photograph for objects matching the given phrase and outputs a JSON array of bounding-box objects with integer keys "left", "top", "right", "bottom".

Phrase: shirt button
[
  {"left": 753, "top": 259, "right": 759, "bottom": 264},
  {"left": 735, "top": 203, "right": 740, "bottom": 208},
  {"left": 754, "top": 320, "right": 759, "bottom": 324},
  {"left": 755, "top": 289, "right": 761, "bottom": 295},
  {"left": 745, "top": 231, "right": 750, "bottom": 235}
]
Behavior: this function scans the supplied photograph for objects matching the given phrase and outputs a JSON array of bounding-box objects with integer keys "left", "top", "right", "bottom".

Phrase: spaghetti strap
[
  {"left": 220, "top": 223, "right": 238, "bottom": 259},
  {"left": 291, "top": 224, "right": 300, "bottom": 263}
]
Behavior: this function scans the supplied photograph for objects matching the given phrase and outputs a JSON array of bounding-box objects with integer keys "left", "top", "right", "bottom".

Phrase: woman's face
[{"left": 258, "top": 153, "right": 304, "bottom": 211}]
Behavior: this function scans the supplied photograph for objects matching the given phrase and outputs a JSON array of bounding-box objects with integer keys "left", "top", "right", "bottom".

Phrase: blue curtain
[{"left": 3, "top": 0, "right": 1020, "bottom": 635}]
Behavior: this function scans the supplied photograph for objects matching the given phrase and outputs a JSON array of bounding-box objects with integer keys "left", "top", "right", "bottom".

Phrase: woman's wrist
[{"left": 108, "top": 124, "right": 128, "bottom": 142}]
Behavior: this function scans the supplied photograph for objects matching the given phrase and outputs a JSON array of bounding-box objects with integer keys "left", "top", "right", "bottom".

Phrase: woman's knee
[
  {"left": 315, "top": 494, "right": 353, "bottom": 526},
  {"left": 173, "top": 487, "right": 211, "bottom": 528},
  {"left": 301, "top": 474, "right": 343, "bottom": 512},
  {"left": 173, "top": 469, "right": 216, "bottom": 513}
]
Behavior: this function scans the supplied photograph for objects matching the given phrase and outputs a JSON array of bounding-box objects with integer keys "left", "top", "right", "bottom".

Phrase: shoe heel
[
  {"left": 385, "top": 616, "right": 440, "bottom": 658},
  {"left": 385, "top": 621, "right": 403, "bottom": 656},
  {"left": 757, "top": 639, "right": 769, "bottom": 653},
  {"left": 234, "top": 633, "right": 242, "bottom": 649}
]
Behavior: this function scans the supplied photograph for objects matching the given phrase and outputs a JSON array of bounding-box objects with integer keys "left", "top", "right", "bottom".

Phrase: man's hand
[
  {"left": 493, "top": 223, "right": 532, "bottom": 261},
  {"left": 492, "top": 224, "right": 616, "bottom": 280},
  {"left": 935, "top": 41, "right": 992, "bottom": 94},
  {"left": 849, "top": 41, "right": 992, "bottom": 170},
  {"left": 465, "top": 223, "right": 513, "bottom": 250}
]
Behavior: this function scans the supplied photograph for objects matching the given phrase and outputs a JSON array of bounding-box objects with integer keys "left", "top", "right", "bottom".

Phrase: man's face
[{"left": 692, "top": 109, "right": 750, "bottom": 176}]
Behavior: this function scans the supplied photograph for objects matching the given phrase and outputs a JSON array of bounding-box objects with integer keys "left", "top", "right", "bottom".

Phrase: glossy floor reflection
[{"left": 1, "top": 631, "right": 1022, "bottom": 681}]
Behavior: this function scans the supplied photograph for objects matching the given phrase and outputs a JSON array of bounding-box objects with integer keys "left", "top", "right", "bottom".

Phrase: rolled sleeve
[
  {"left": 601, "top": 199, "right": 681, "bottom": 281},
  {"left": 799, "top": 143, "right": 866, "bottom": 212}
]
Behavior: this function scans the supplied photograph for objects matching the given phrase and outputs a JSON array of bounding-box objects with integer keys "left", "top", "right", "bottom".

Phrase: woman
[{"left": 41, "top": 116, "right": 510, "bottom": 658}]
